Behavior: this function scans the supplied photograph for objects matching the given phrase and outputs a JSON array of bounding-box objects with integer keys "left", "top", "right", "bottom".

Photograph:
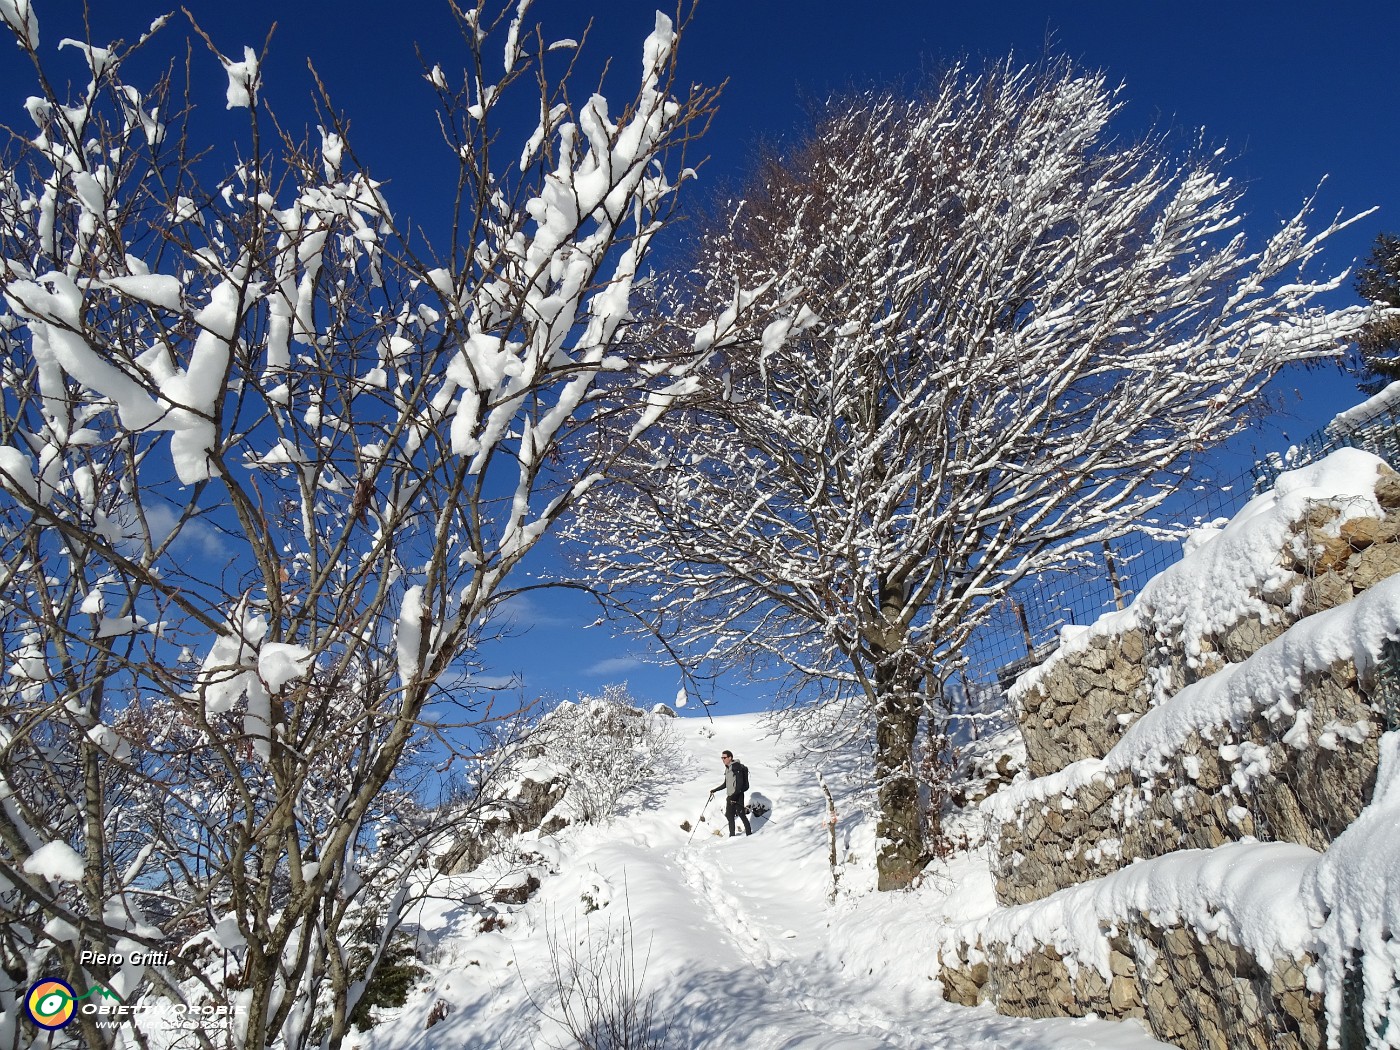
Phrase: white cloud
[
  {"left": 101, "top": 499, "right": 226, "bottom": 563},
  {"left": 141, "top": 502, "right": 226, "bottom": 560},
  {"left": 495, "top": 593, "right": 574, "bottom": 631},
  {"left": 582, "top": 655, "right": 644, "bottom": 677}
]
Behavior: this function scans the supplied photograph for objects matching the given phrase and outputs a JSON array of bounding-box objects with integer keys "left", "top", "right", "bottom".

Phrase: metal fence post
[{"left": 1103, "top": 541, "right": 1125, "bottom": 611}]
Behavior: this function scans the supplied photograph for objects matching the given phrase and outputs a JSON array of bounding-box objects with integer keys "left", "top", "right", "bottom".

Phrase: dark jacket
[{"left": 713, "top": 761, "right": 749, "bottom": 799}]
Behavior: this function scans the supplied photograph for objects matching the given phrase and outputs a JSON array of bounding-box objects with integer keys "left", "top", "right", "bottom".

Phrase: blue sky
[{"left": 5, "top": 1, "right": 1398, "bottom": 714}]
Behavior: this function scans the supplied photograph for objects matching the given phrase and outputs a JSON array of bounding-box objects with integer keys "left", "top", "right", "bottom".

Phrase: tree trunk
[{"left": 872, "top": 660, "right": 925, "bottom": 890}]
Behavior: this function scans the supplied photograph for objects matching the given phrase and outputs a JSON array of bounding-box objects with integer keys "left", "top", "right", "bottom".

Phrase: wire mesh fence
[
  {"left": 1380, "top": 639, "right": 1400, "bottom": 736},
  {"left": 957, "top": 393, "right": 1400, "bottom": 706}
]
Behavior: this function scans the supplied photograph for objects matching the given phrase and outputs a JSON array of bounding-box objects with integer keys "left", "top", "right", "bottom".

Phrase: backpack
[{"left": 732, "top": 761, "right": 749, "bottom": 793}]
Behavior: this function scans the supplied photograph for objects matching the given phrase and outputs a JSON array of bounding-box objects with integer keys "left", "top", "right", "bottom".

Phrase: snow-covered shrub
[
  {"left": 539, "top": 684, "right": 681, "bottom": 825},
  {"left": 343, "top": 926, "right": 428, "bottom": 1034},
  {"left": 917, "top": 719, "right": 960, "bottom": 859},
  {"left": 578, "top": 868, "right": 614, "bottom": 915}
]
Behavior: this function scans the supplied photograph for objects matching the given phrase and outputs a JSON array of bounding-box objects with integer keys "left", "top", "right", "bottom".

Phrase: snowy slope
[{"left": 362, "top": 712, "right": 1172, "bottom": 1050}]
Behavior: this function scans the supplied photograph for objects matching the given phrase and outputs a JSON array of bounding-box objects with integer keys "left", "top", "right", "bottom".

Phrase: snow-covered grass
[{"left": 360, "top": 713, "right": 1172, "bottom": 1049}]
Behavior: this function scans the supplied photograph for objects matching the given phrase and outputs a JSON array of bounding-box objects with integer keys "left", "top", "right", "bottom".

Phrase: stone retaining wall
[
  {"left": 1014, "top": 600, "right": 1309, "bottom": 780},
  {"left": 941, "top": 926, "right": 1323, "bottom": 1050},
  {"left": 941, "top": 457, "right": 1400, "bottom": 1048},
  {"left": 1014, "top": 625, "right": 1155, "bottom": 779},
  {"left": 1014, "top": 473, "right": 1400, "bottom": 781},
  {"left": 992, "top": 658, "right": 1383, "bottom": 906}
]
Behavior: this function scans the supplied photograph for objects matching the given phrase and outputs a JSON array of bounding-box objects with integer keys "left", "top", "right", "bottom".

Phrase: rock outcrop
[{"left": 438, "top": 772, "right": 568, "bottom": 875}]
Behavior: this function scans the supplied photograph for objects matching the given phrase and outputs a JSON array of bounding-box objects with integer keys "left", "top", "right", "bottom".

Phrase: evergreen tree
[{"left": 1355, "top": 233, "right": 1400, "bottom": 393}]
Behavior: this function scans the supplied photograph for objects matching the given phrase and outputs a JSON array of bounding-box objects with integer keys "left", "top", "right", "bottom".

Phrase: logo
[
  {"left": 21, "top": 974, "right": 232, "bottom": 1032},
  {"left": 23, "top": 979, "right": 123, "bottom": 1030},
  {"left": 24, "top": 978, "right": 76, "bottom": 1030}
]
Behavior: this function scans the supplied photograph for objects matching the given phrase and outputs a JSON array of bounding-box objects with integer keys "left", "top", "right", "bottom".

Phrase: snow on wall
[
  {"left": 1328, "top": 379, "right": 1400, "bottom": 435},
  {"left": 984, "top": 570, "right": 1400, "bottom": 827},
  {"left": 1010, "top": 448, "right": 1391, "bottom": 705},
  {"left": 1304, "top": 729, "right": 1400, "bottom": 1046},
  {"left": 949, "top": 728, "right": 1400, "bottom": 1048},
  {"left": 938, "top": 839, "right": 1320, "bottom": 984}
]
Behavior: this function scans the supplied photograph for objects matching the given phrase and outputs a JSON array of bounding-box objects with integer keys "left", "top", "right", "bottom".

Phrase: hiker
[{"left": 709, "top": 750, "right": 752, "bottom": 837}]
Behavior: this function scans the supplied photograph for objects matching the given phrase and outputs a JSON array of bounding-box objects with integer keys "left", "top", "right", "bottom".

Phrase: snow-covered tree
[
  {"left": 570, "top": 58, "right": 1371, "bottom": 890},
  {"left": 0, "top": 3, "right": 716, "bottom": 1046}
]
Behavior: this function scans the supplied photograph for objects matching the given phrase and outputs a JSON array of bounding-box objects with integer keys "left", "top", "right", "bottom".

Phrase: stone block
[
  {"left": 1338, "top": 514, "right": 1400, "bottom": 548},
  {"left": 1349, "top": 539, "right": 1400, "bottom": 589},
  {"left": 1304, "top": 570, "right": 1354, "bottom": 614},
  {"left": 1375, "top": 466, "right": 1400, "bottom": 509},
  {"left": 1301, "top": 529, "right": 1354, "bottom": 575},
  {"left": 1109, "top": 974, "right": 1142, "bottom": 1013},
  {"left": 1078, "top": 644, "right": 1110, "bottom": 672},
  {"left": 1118, "top": 627, "right": 1147, "bottom": 663},
  {"left": 1217, "top": 614, "right": 1282, "bottom": 663},
  {"left": 1109, "top": 948, "right": 1136, "bottom": 977}
]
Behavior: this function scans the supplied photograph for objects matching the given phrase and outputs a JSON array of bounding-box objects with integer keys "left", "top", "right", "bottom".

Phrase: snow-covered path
[{"left": 371, "top": 712, "right": 1174, "bottom": 1049}]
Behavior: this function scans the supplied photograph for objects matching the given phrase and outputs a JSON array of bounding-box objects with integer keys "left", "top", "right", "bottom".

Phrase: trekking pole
[{"left": 686, "top": 793, "right": 714, "bottom": 845}]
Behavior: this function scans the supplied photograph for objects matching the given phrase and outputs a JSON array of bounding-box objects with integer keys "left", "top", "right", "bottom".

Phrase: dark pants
[{"left": 726, "top": 794, "right": 751, "bottom": 836}]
